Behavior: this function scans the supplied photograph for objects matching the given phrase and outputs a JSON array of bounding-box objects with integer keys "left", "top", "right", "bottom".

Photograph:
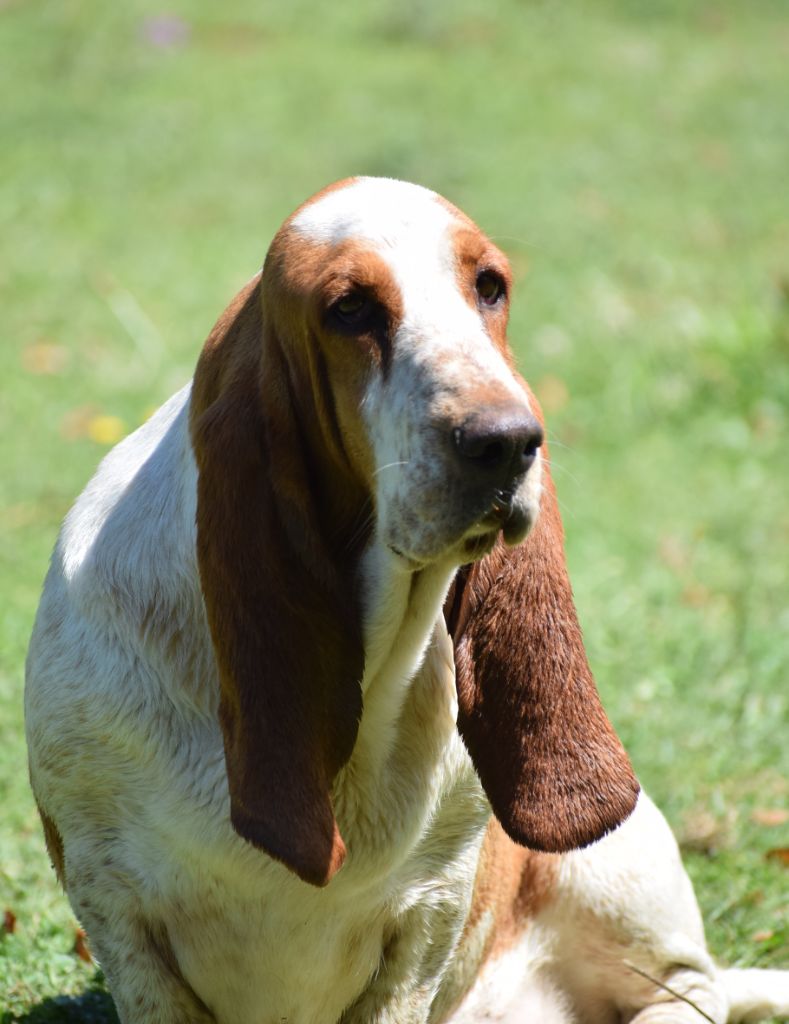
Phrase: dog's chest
[
  {"left": 168, "top": 881, "right": 391, "bottom": 1024},
  {"left": 163, "top": 738, "right": 486, "bottom": 1024},
  {"left": 150, "top": 631, "right": 489, "bottom": 1024}
]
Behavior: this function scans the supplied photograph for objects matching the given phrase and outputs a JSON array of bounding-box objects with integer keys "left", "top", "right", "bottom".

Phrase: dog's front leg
[
  {"left": 65, "top": 863, "right": 216, "bottom": 1024},
  {"left": 339, "top": 900, "right": 469, "bottom": 1024}
]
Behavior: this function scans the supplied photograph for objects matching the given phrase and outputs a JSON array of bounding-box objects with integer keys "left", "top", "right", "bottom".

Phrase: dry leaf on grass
[
  {"left": 22, "top": 341, "right": 69, "bottom": 376},
  {"left": 765, "top": 847, "right": 789, "bottom": 868},
  {"left": 681, "top": 582, "right": 713, "bottom": 607},
  {"left": 60, "top": 405, "right": 99, "bottom": 440},
  {"left": 750, "top": 808, "right": 789, "bottom": 827},
  {"left": 3, "top": 908, "right": 17, "bottom": 934},
  {"left": 678, "top": 809, "right": 732, "bottom": 854}
]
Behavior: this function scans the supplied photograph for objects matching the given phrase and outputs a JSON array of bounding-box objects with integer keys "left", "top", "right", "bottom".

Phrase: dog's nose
[{"left": 452, "top": 408, "right": 543, "bottom": 486}]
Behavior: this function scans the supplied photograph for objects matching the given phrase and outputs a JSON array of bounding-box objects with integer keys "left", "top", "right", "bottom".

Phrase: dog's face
[{"left": 265, "top": 177, "right": 543, "bottom": 568}]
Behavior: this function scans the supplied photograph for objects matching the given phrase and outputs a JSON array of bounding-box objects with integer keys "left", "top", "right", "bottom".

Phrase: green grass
[{"left": 1, "top": 0, "right": 787, "bottom": 1018}]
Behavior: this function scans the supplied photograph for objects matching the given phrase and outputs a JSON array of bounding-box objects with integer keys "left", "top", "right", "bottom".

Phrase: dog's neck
[
  {"left": 330, "top": 535, "right": 481, "bottom": 884},
  {"left": 355, "top": 536, "right": 459, "bottom": 767}
]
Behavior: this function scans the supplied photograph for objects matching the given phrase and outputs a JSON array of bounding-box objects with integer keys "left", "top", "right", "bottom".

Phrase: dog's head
[
  {"left": 190, "top": 178, "right": 639, "bottom": 886},
  {"left": 276, "top": 177, "right": 543, "bottom": 567}
]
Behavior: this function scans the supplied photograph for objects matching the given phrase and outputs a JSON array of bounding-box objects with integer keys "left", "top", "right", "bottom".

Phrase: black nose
[{"left": 452, "top": 408, "right": 544, "bottom": 486}]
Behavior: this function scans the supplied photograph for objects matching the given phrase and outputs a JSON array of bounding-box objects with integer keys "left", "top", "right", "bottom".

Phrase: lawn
[{"left": 1, "top": 0, "right": 787, "bottom": 1019}]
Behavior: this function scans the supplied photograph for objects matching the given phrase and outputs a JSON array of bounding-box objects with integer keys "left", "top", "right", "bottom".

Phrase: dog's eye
[
  {"left": 476, "top": 272, "right": 505, "bottom": 307},
  {"left": 332, "top": 292, "right": 371, "bottom": 326}
]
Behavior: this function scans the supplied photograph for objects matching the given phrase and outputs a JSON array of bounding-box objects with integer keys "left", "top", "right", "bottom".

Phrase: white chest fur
[{"left": 133, "top": 616, "right": 488, "bottom": 1024}]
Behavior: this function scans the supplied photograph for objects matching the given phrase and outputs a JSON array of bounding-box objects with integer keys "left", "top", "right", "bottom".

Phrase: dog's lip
[
  {"left": 474, "top": 491, "right": 529, "bottom": 534},
  {"left": 388, "top": 545, "right": 426, "bottom": 571},
  {"left": 387, "top": 495, "right": 535, "bottom": 568},
  {"left": 466, "top": 500, "right": 534, "bottom": 551},
  {"left": 500, "top": 505, "right": 533, "bottom": 546},
  {"left": 462, "top": 530, "right": 499, "bottom": 561},
  {"left": 468, "top": 501, "right": 510, "bottom": 535}
]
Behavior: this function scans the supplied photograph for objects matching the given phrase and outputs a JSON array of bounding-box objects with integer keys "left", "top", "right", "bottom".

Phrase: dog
[{"left": 26, "top": 177, "right": 788, "bottom": 1023}]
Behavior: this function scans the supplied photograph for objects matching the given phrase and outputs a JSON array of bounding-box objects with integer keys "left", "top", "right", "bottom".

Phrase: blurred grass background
[{"left": 1, "top": 0, "right": 787, "bottom": 1018}]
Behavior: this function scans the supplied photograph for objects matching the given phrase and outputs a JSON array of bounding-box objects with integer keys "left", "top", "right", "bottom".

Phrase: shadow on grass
[{"left": 2, "top": 975, "right": 119, "bottom": 1024}]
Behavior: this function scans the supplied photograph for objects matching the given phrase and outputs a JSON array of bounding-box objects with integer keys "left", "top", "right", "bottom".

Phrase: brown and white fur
[{"left": 25, "top": 178, "right": 788, "bottom": 1023}]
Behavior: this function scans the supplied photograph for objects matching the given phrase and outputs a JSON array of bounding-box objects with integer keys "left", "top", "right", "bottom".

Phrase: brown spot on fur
[
  {"left": 264, "top": 227, "right": 404, "bottom": 380},
  {"left": 463, "top": 818, "right": 560, "bottom": 960},
  {"left": 37, "top": 803, "right": 66, "bottom": 887},
  {"left": 438, "top": 203, "right": 515, "bottom": 363}
]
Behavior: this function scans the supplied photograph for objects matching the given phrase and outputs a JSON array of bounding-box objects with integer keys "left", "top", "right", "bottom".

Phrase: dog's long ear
[
  {"left": 445, "top": 449, "right": 639, "bottom": 852},
  {"left": 190, "top": 276, "right": 364, "bottom": 887}
]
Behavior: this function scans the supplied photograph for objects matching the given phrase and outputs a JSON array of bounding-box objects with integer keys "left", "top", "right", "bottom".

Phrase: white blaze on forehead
[
  {"left": 291, "top": 178, "right": 460, "bottom": 309},
  {"left": 291, "top": 177, "right": 454, "bottom": 252},
  {"left": 292, "top": 176, "right": 523, "bottom": 399}
]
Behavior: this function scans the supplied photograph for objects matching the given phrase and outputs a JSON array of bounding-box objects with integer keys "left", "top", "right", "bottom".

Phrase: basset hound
[{"left": 26, "top": 178, "right": 788, "bottom": 1023}]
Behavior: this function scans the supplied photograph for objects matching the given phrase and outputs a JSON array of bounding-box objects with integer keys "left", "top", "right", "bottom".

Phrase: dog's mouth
[
  {"left": 461, "top": 530, "right": 499, "bottom": 561},
  {"left": 388, "top": 545, "right": 427, "bottom": 571},
  {"left": 389, "top": 497, "right": 536, "bottom": 569},
  {"left": 463, "top": 491, "right": 535, "bottom": 553},
  {"left": 392, "top": 530, "right": 499, "bottom": 568}
]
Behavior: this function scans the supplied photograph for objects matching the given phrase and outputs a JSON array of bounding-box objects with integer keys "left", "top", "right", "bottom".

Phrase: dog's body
[{"left": 26, "top": 179, "right": 787, "bottom": 1023}]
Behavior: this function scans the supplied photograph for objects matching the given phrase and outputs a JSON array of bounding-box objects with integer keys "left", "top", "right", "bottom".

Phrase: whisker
[
  {"left": 487, "top": 234, "right": 542, "bottom": 252},
  {"left": 373, "top": 460, "right": 409, "bottom": 477},
  {"left": 544, "top": 458, "right": 582, "bottom": 489},
  {"left": 542, "top": 457, "right": 577, "bottom": 521},
  {"left": 554, "top": 495, "right": 575, "bottom": 521},
  {"left": 344, "top": 505, "right": 376, "bottom": 553},
  {"left": 544, "top": 432, "right": 576, "bottom": 453}
]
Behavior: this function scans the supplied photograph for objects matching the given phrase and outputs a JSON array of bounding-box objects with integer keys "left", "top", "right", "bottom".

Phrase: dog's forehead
[{"left": 290, "top": 177, "right": 461, "bottom": 258}]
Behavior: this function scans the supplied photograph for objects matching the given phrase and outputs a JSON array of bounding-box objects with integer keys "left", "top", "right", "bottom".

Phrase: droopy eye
[
  {"left": 332, "top": 291, "right": 371, "bottom": 325},
  {"left": 476, "top": 271, "right": 505, "bottom": 307}
]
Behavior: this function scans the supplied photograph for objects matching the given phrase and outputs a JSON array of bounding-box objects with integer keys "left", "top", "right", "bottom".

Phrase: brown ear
[
  {"left": 445, "top": 463, "right": 640, "bottom": 852},
  {"left": 190, "top": 277, "right": 364, "bottom": 887}
]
